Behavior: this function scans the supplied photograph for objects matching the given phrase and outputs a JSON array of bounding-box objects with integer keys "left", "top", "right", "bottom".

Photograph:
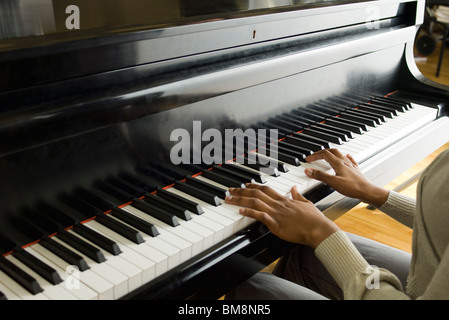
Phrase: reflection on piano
[{"left": 0, "top": 0, "right": 449, "bottom": 300}]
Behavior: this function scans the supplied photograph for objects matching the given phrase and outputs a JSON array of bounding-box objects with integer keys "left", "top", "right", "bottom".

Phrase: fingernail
[
  {"left": 305, "top": 168, "right": 313, "bottom": 177},
  {"left": 228, "top": 188, "right": 234, "bottom": 193},
  {"left": 225, "top": 196, "right": 233, "bottom": 202},
  {"left": 239, "top": 208, "right": 246, "bottom": 215}
]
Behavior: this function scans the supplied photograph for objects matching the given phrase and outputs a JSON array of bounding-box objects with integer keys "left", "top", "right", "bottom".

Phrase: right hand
[{"left": 304, "top": 149, "right": 389, "bottom": 208}]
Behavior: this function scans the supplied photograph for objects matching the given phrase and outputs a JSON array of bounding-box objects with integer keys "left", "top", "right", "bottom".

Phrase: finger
[
  {"left": 346, "top": 153, "right": 358, "bottom": 167},
  {"left": 290, "top": 185, "right": 307, "bottom": 202},
  {"left": 225, "top": 194, "right": 274, "bottom": 213},
  {"left": 244, "top": 183, "right": 285, "bottom": 201},
  {"left": 227, "top": 186, "right": 279, "bottom": 206},
  {"left": 305, "top": 167, "right": 336, "bottom": 185},
  {"left": 306, "top": 149, "right": 344, "bottom": 169},
  {"left": 239, "top": 207, "right": 277, "bottom": 229},
  {"left": 327, "top": 148, "right": 346, "bottom": 159}
]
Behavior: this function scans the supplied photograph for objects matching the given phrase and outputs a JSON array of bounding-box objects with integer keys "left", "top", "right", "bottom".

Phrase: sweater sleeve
[
  {"left": 377, "top": 191, "right": 416, "bottom": 228},
  {"left": 315, "top": 230, "right": 410, "bottom": 300}
]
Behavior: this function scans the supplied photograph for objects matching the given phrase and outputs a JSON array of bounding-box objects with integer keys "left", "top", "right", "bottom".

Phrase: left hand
[{"left": 225, "top": 183, "right": 339, "bottom": 249}]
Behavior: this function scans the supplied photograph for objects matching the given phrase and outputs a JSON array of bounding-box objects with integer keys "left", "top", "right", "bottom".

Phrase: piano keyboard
[{"left": 0, "top": 96, "right": 438, "bottom": 300}]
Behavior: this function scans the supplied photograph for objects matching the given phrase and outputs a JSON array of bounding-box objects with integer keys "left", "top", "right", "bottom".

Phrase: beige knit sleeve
[
  {"left": 315, "top": 230, "right": 408, "bottom": 300},
  {"left": 377, "top": 191, "right": 415, "bottom": 228}
]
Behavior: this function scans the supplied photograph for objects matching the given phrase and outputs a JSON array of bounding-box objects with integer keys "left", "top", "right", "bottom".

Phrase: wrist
[
  {"left": 360, "top": 184, "right": 389, "bottom": 208},
  {"left": 309, "top": 220, "right": 340, "bottom": 249}
]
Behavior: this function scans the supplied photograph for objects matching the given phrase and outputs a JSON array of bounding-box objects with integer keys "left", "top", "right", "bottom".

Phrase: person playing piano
[{"left": 225, "top": 148, "right": 449, "bottom": 300}]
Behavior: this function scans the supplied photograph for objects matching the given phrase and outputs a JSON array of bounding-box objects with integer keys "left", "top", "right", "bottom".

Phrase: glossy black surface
[{"left": 1, "top": 0, "right": 449, "bottom": 300}]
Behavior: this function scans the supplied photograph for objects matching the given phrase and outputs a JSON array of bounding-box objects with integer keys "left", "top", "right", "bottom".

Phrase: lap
[{"left": 226, "top": 233, "right": 412, "bottom": 300}]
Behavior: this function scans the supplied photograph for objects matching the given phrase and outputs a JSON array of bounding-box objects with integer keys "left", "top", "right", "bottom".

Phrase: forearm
[
  {"left": 315, "top": 231, "right": 409, "bottom": 300},
  {"left": 378, "top": 191, "right": 416, "bottom": 228}
]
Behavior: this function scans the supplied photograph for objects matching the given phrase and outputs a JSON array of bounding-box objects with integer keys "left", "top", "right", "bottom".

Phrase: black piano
[{"left": 0, "top": 0, "right": 448, "bottom": 300}]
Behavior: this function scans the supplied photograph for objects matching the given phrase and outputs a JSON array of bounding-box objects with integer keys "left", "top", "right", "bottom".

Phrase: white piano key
[
  {"left": 122, "top": 205, "right": 193, "bottom": 263},
  {"left": 0, "top": 271, "right": 23, "bottom": 300},
  {"left": 5, "top": 255, "right": 78, "bottom": 300},
  {"left": 85, "top": 220, "right": 157, "bottom": 282},
  {"left": 100, "top": 213, "right": 170, "bottom": 277},
  {"left": 0, "top": 269, "right": 48, "bottom": 300},
  {"left": 165, "top": 187, "right": 254, "bottom": 232},
  {"left": 53, "top": 230, "right": 138, "bottom": 297},
  {"left": 24, "top": 247, "right": 98, "bottom": 300},
  {"left": 29, "top": 244, "right": 113, "bottom": 300}
]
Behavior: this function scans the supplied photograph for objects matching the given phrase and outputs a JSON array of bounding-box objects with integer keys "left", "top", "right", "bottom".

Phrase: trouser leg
[{"left": 226, "top": 232, "right": 411, "bottom": 300}]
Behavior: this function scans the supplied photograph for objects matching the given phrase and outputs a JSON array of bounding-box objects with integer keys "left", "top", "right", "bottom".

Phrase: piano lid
[{"left": 0, "top": 0, "right": 370, "bottom": 41}]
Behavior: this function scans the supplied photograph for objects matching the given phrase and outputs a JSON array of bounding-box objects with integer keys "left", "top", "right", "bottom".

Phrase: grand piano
[{"left": 0, "top": 0, "right": 449, "bottom": 300}]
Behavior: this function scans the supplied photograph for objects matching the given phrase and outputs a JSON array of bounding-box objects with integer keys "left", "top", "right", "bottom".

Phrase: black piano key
[
  {"left": 267, "top": 118, "right": 301, "bottom": 133},
  {"left": 0, "top": 291, "right": 6, "bottom": 300},
  {"left": 96, "top": 214, "right": 145, "bottom": 244},
  {"left": 144, "top": 193, "right": 192, "bottom": 221},
  {"left": 295, "top": 132, "right": 332, "bottom": 149},
  {"left": 94, "top": 181, "right": 133, "bottom": 204},
  {"left": 311, "top": 104, "right": 341, "bottom": 116},
  {"left": 156, "top": 188, "right": 204, "bottom": 215},
  {"left": 74, "top": 187, "right": 114, "bottom": 212},
  {"left": 253, "top": 154, "right": 288, "bottom": 173},
  {"left": 37, "top": 203, "right": 77, "bottom": 229},
  {"left": 22, "top": 209, "right": 61, "bottom": 236},
  {"left": 59, "top": 193, "right": 102, "bottom": 220},
  {"left": 138, "top": 166, "right": 176, "bottom": 186},
  {"left": 222, "top": 163, "right": 266, "bottom": 183},
  {"left": 369, "top": 98, "right": 408, "bottom": 113},
  {"left": 358, "top": 104, "right": 396, "bottom": 118},
  {"left": 372, "top": 97, "right": 410, "bottom": 111},
  {"left": 352, "top": 108, "right": 387, "bottom": 122},
  {"left": 330, "top": 116, "right": 369, "bottom": 132},
  {"left": 298, "top": 107, "right": 334, "bottom": 120},
  {"left": 185, "top": 176, "right": 230, "bottom": 199},
  {"left": 318, "top": 123, "right": 355, "bottom": 139},
  {"left": 8, "top": 219, "right": 44, "bottom": 248},
  {"left": 340, "top": 112, "right": 377, "bottom": 127},
  {"left": 131, "top": 198, "right": 180, "bottom": 227},
  {"left": 202, "top": 169, "right": 246, "bottom": 188},
  {"left": 73, "top": 223, "right": 122, "bottom": 256},
  {"left": 319, "top": 101, "right": 348, "bottom": 112},
  {"left": 0, "top": 256, "right": 43, "bottom": 295},
  {"left": 367, "top": 101, "right": 404, "bottom": 114},
  {"left": 345, "top": 109, "right": 384, "bottom": 124},
  {"left": 276, "top": 115, "right": 311, "bottom": 129},
  {"left": 175, "top": 181, "right": 221, "bottom": 206},
  {"left": 279, "top": 144, "right": 308, "bottom": 160},
  {"left": 266, "top": 149, "right": 301, "bottom": 166},
  {"left": 308, "top": 125, "right": 349, "bottom": 142},
  {"left": 56, "top": 230, "right": 106, "bottom": 263},
  {"left": 302, "top": 128, "right": 343, "bottom": 144},
  {"left": 110, "top": 207, "right": 159, "bottom": 237},
  {"left": 325, "top": 118, "right": 364, "bottom": 134},
  {"left": 0, "top": 235, "right": 16, "bottom": 256},
  {"left": 258, "top": 122, "right": 291, "bottom": 136},
  {"left": 241, "top": 155, "right": 280, "bottom": 177},
  {"left": 212, "top": 165, "right": 256, "bottom": 184},
  {"left": 285, "top": 111, "right": 319, "bottom": 125},
  {"left": 13, "top": 249, "right": 63, "bottom": 285},
  {"left": 106, "top": 177, "right": 147, "bottom": 198},
  {"left": 119, "top": 172, "right": 158, "bottom": 193},
  {"left": 278, "top": 141, "right": 313, "bottom": 156},
  {"left": 149, "top": 163, "right": 191, "bottom": 180},
  {"left": 40, "top": 237, "right": 90, "bottom": 271},
  {"left": 283, "top": 135, "right": 324, "bottom": 152}
]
